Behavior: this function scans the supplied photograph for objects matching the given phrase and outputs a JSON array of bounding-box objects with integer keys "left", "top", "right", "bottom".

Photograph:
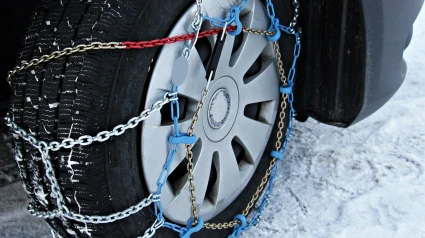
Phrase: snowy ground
[
  {"left": 246, "top": 7, "right": 425, "bottom": 238},
  {"left": 0, "top": 183, "right": 51, "bottom": 238},
  {"left": 1, "top": 7, "right": 424, "bottom": 238}
]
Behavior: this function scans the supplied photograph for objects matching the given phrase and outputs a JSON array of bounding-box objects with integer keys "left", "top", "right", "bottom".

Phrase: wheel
[{"left": 9, "top": 0, "right": 292, "bottom": 237}]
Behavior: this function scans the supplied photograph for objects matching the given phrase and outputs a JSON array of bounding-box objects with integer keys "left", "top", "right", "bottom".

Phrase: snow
[
  {"left": 0, "top": 183, "right": 51, "bottom": 238},
  {"left": 1, "top": 6, "right": 424, "bottom": 238},
  {"left": 34, "top": 188, "right": 49, "bottom": 207},
  {"left": 48, "top": 103, "right": 59, "bottom": 109}
]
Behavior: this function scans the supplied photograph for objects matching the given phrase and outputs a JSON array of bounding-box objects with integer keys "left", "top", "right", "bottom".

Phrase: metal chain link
[
  {"left": 184, "top": 71, "right": 213, "bottom": 225},
  {"left": 137, "top": 217, "right": 165, "bottom": 238},
  {"left": 6, "top": 92, "right": 175, "bottom": 152},
  {"left": 289, "top": 0, "right": 300, "bottom": 30},
  {"left": 6, "top": 42, "right": 125, "bottom": 85},
  {"left": 6, "top": 92, "right": 173, "bottom": 225},
  {"left": 64, "top": 194, "right": 160, "bottom": 224},
  {"left": 38, "top": 148, "right": 68, "bottom": 214},
  {"left": 192, "top": 0, "right": 203, "bottom": 29},
  {"left": 28, "top": 193, "right": 160, "bottom": 224},
  {"left": 204, "top": 221, "right": 239, "bottom": 230},
  {"left": 243, "top": 27, "right": 274, "bottom": 36},
  {"left": 183, "top": 0, "right": 204, "bottom": 58}
]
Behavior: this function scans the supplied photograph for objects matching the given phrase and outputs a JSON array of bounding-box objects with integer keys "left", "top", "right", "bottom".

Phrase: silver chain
[
  {"left": 64, "top": 194, "right": 160, "bottom": 224},
  {"left": 6, "top": 92, "right": 174, "bottom": 224},
  {"left": 38, "top": 148, "right": 68, "bottom": 214},
  {"left": 183, "top": 0, "right": 204, "bottom": 58},
  {"left": 192, "top": 0, "right": 203, "bottom": 29},
  {"left": 6, "top": 92, "right": 176, "bottom": 152},
  {"left": 137, "top": 217, "right": 165, "bottom": 238},
  {"left": 289, "top": 0, "right": 300, "bottom": 31},
  {"left": 28, "top": 194, "right": 160, "bottom": 223}
]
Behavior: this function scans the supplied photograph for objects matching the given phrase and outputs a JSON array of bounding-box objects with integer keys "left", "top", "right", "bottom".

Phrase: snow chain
[{"left": 5, "top": 0, "right": 301, "bottom": 237}]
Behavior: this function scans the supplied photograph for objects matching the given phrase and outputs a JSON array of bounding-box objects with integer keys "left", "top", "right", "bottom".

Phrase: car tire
[{"left": 9, "top": 0, "right": 293, "bottom": 237}]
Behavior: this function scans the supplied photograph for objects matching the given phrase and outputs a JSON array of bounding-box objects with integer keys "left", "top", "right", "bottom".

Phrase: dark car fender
[{"left": 288, "top": 0, "right": 424, "bottom": 127}]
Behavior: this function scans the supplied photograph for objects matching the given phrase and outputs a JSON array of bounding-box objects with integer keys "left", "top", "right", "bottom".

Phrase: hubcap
[{"left": 141, "top": 0, "right": 280, "bottom": 224}]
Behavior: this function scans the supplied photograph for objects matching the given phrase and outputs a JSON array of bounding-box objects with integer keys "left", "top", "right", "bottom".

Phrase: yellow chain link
[
  {"left": 243, "top": 27, "right": 275, "bottom": 36},
  {"left": 204, "top": 41, "right": 289, "bottom": 230},
  {"left": 185, "top": 86, "right": 210, "bottom": 225},
  {"left": 6, "top": 42, "right": 124, "bottom": 85}
]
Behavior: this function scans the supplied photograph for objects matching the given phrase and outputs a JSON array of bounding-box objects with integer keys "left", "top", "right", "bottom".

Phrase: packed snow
[{"left": 1, "top": 7, "right": 424, "bottom": 238}]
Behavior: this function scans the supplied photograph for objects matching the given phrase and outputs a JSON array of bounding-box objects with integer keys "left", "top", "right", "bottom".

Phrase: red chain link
[{"left": 122, "top": 26, "right": 237, "bottom": 49}]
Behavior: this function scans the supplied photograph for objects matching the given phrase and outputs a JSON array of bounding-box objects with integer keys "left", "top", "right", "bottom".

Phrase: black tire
[{"left": 10, "top": 0, "right": 294, "bottom": 237}]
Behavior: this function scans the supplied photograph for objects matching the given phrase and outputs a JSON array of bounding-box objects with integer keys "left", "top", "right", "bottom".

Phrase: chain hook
[
  {"left": 231, "top": 214, "right": 247, "bottom": 237},
  {"left": 228, "top": 6, "right": 243, "bottom": 36},
  {"left": 267, "top": 18, "right": 281, "bottom": 42},
  {"left": 180, "top": 217, "right": 204, "bottom": 238}
]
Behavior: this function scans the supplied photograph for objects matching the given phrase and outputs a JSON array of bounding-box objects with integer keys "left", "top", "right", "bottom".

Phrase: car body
[{"left": 293, "top": 0, "right": 424, "bottom": 127}]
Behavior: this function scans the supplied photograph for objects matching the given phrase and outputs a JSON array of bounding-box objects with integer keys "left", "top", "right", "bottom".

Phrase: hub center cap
[
  {"left": 203, "top": 76, "right": 239, "bottom": 142},
  {"left": 208, "top": 89, "right": 231, "bottom": 129}
]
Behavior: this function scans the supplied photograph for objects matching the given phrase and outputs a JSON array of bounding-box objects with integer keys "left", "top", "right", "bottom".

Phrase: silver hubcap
[{"left": 141, "top": 0, "right": 280, "bottom": 224}]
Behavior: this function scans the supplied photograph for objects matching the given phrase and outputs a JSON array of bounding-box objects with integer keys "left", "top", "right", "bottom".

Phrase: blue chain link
[
  {"left": 170, "top": 86, "right": 180, "bottom": 136},
  {"left": 153, "top": 85, "right": 198, "bottom": 236},
  {"left": 164, "top": 221, "right": 186, "bottom": 235},
  {"left": 266, "top": 0, "right": 300, "bottom": 42},
  {"left": 201, "top": 0, "right": 248, "bottom": 35},
  {"left": 153, "top": 86, "right": 179, "bottom": 227},
  {"left": 228, "top": 0, "right": 301, "bottom": 236}
]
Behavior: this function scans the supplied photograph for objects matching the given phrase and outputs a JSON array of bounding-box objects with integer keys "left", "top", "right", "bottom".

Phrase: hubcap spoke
[
  {"left": 230, "top": 34, "right": 267, "bottom": 77},
  {"left": 216, "top": 35, "right": 236, "bottom": 75},
  {"left": 199, "top": 199, "right": 215, "bottom": 218},
  {"left": 165, "top": 141, "right": 214, "bottom": 216},
  {"left": 214, "top": 142, "right": 242, "bottom": 207},
  {"left": 190, "top": 141, "right": 214, "bottom": 204},
  {"left": 241, "top": 60, "right": 280, "bottom": 104},
  {"left": 233, "top": 116, "right": 273, "bottom": 164},
  {"left": 178, "top": 48, "right": 207, "bottom": 101},
  {"left": 229, "top": 0, "right": 269, "bottom": 77}
]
